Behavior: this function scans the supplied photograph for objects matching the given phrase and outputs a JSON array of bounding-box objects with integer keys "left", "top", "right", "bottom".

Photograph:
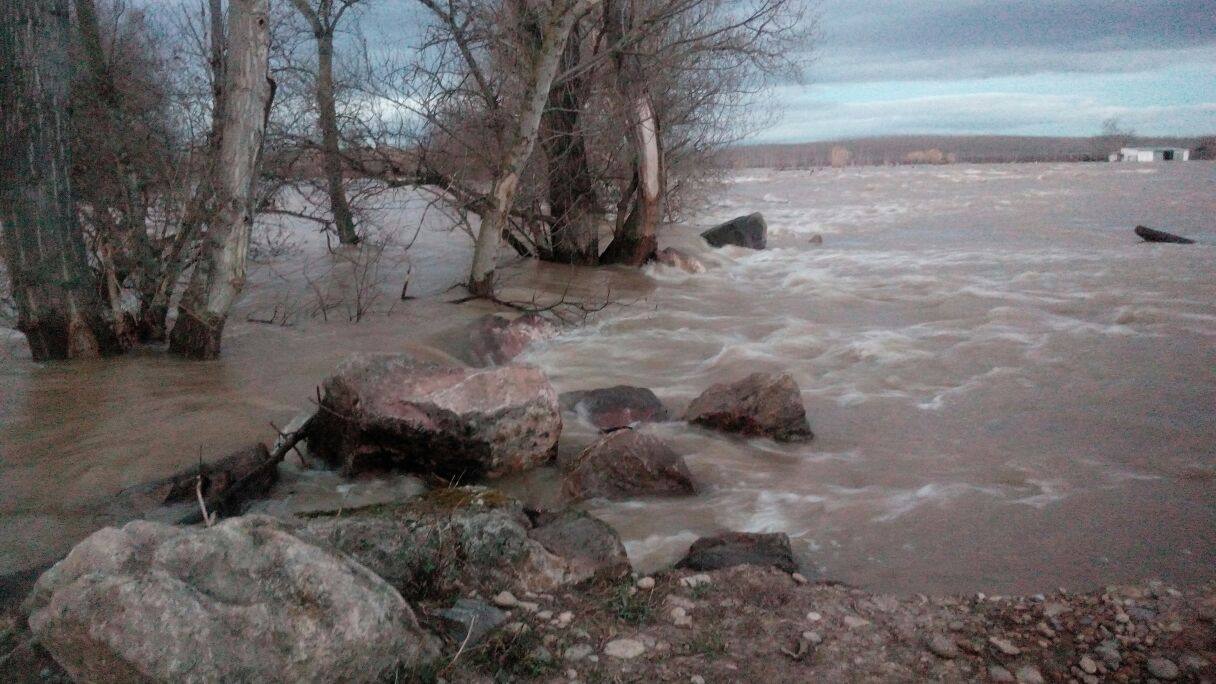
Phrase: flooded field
[{"left": 2, "top": 161, "right": 1214, "bottom": 596}]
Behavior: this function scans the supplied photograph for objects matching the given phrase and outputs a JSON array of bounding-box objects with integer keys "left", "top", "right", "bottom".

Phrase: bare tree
[
  {"left": 0, "top": 0, "right": 122, "bottom": 360},
  {"left": 287, "top": 0, "right": 364, "bottom": 245},
  {"left": 169, "top": 0, "right": 275, "bottom": 358}
]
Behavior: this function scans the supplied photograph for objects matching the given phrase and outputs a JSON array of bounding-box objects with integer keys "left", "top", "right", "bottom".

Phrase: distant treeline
[{"left": 726, "top": 135, "right": 1216, "bottom": 168}]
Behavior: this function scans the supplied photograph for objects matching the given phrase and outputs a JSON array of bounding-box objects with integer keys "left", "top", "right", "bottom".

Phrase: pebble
[
  {"left": 802, "top": 630, "right": 823, "bottom": 645},
  {"left": 926, "top": 634, "right": 958, "bottom": 659},
  {"left": 806, "top": 611, "right": 822, "bottom": 622},
  {"left": 564, "top": 644, "right": 593, "bottom": 662},
  {"left": 493, "top": 591, "right": 518, "bottom": 608},
  {"left": 556, "top": 611, "right": 574, "bottom": 626},
  {"left": 536, "top": 610, "right": 553, "bottom": 621},
  {"left": 1015, "top": 665, "right": 1044, "bottom": 684},
  {"left": 1079, "top": 656, "right": 1098, "bottom": 674},
  {"left": 604, "top": 638, "right": 646, "bottom": 659},
  {"left": 791, "top": 573, "right": 809, "bottom": 585},
  {"left": 637, "top": 577, "right": 655, "bottom": 590},
  {"left": 681, "top": 574, "right": 712, "bottom": 588},
  {"left": 989, "top": 665, "right": 1015, "bottom": 682},
  {"left": 1146, "top": 657, "right": 1180, "bottom": 680},
  {"left": 669, "top": 606, "right": 692, "bottom": 627},
  {"left": 988, "top": 636, "right": 1022, "bottom": 656},
  {"left": 690, "top": 677, "right": 705, "bottom": 684},
  {"left": 843, "top": 616, "right": 870, "bottom": 629}
]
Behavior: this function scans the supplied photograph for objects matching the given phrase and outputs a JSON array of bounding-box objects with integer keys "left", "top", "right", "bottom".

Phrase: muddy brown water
[{"left": 2, "top": 162, "right": 1214, "bottom": 598}]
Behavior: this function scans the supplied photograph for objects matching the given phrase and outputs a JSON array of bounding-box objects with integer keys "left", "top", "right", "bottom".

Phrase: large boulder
[
  {"left": 701, "top": 213, "right": 767, "bottom": 249},
  {"left": 684, "top": 372, "right": 813, "bottom": 442},
  {"left": 466, "top": 313, "right": 558, "bottom": 366},
  {"left": 559, "top": 385, "right": 669, "bottom": 431},
  {"left": 562, "top": 429, "right": 697, "bottom": 501},
  {"left": 307, "top": 354, "right": 561, "bottom": 477},
  {"left": 24, "top": 516, "right": 436, "bottom": 683},
  {"left": 302, "top": 487, "right": 629, "bottom": 600},
  {"left": 676, "top": 531, "right": 799, "bottom": 573}
]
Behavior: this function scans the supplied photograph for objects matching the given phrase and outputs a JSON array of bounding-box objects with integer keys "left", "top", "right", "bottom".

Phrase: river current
[{"left": 2, "top": 162, "right": 1214, "bottom": 596}]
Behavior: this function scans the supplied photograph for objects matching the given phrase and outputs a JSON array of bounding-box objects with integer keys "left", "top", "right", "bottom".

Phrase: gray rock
[
  {"left": 604, "top": 638, "right": 646, "bottom": 659},
  {"left": 1015, "top": 665, "right": 1045, "bottom": 684},
  {"left": 989, "top": 665, "right": 1016, "bottom": 683},
  {"left": 685, "top": 372, "right": 813, "bottom": 442},
  {"left": 701, "top": 213, "right": 767, "bottom": 249},
  {"left": 988, "top": 636, "right": 1022, "bottom": 656},
  {"left": 1146, "top": 657, "right": 1180, "bottom": 680},
  {"left": 307, "top": 354, "right": 561, "bottom": 478},
  {"left": 676, "top": 531, "right": 799, "bottom": 573},
  {"left": 528, "top": 509, "right": 632, "bottom": 583},
  {"left": 439, "top": 598, "right": 507, "bottom": 646},
  {"left": 927, "top": 634, "right": 958, "bottom": 659},
  {"left": 562, "top": 429, "right": 697, "bottom": 500},
  {"left": 559, "top": 386, "right": 669, "bottom": 431},
  {"left": 25, "top": 516, "right": 436, "bottom": 683},
  {"left": 304, "top": 487, "right": 629, "bottom": 600},
  {"left": 1095, "top": 639, "right": 1122, "bottom": 669}
]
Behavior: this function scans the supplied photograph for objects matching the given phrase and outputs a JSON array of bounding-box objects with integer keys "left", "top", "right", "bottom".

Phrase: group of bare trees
[{"left": 0, "top": 0, "right": 809, "bottom": 361}]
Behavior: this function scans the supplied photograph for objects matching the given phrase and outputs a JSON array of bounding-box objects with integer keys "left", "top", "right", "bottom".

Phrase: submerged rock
[
  {"left": 653, "top": 247, "right": 707, "bottom": 273},
  {"left": 467, "top": 313, "right": 558, "bottom": 366},
  {"left": 25, "top": 516, "right": 435, "bottom": 683},
  {"left": 1135, "top": 225, "right": 1194, "bottom": 244},
  {"left": 302, "top": 487, "right": 629, "bottom": 599},
  {"left": 559, "top": 385, "right": 669, "bottom": 431},
  {"left": 562, "top": 429, "right": 696, "bottom": 500},
  {"left": 438, "top": 598, "right": 508, "bottom": 646},
  {"left": 307, "top": 354, "right": 560, "bottom": 478},
  {"left": 684, "top": 372, "right": 813, "bottom": 442},
  {"left": 676, "top": 531, "right": 799, "bottom": 573},
  {"left": 701, "top": 213, "right": 767, "bottom": 249}
]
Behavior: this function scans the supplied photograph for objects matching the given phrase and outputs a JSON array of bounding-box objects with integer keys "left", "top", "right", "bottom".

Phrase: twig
[
  {"left": 196, "top": 475, "right": 217, "bottom": 527},
  {"left": 439, "top": 616, "right": 477, "bottom": 676}
]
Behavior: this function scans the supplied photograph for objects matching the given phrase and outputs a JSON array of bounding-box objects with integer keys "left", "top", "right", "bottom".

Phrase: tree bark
[
  {"left": 0, "top": 0, "right": 121, "bottom": 361},
  {"left": 468, "top": 0, "right": 598, "bottom": 295},
  {"left": 540, "top": 21, "right": 599, "bottom": 265},
  {"left": 316, "top": 30, "right": 359, "bottom": 245},
  {"left": 599, "top": 0, "right": 662, "bottom": 266},
  {"left": 168, "top": 0, "right": 273, "bottom": 359}
]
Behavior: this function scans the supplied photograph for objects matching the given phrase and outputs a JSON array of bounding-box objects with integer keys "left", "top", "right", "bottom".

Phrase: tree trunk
[
  {"left": 168, "top": 0, "right": 272, "bottom": 359},
  {"left": 0, "top": 0, "right": 121, "bottom": 361},
  {"left": 316, "top": 31, "right": 359, "bottom": 245},
  {"left": 540, "top": 22, "right": 599, "bottom": 265},
  {"left": 599, "top": 0, "right": 662, "bottom": 266},
  {"left": 468, "top": 0, "right": 597, "bottom": 295}
]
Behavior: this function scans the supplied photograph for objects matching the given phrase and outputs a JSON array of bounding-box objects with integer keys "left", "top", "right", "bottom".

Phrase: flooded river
[{"left": 2, "top": 162, "right": 1214, "bottom": 597}]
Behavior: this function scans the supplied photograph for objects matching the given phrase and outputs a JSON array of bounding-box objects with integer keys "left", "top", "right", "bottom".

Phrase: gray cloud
[{"left": 813, "top": 0, "right": 1216, "bottom": 82}]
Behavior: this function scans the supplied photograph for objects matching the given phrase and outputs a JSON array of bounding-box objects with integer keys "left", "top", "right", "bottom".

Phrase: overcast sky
[{"left": 758, "top": 0, "right": 1216, "bottom": 142}]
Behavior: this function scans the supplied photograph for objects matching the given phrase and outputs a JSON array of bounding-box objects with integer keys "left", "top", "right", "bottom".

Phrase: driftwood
[
  {"left": 1135, "top": 225, "right": 1195, "bottom": 244},
  {"left": 120, "top": 415, "right": 314, "bottom": 525}
]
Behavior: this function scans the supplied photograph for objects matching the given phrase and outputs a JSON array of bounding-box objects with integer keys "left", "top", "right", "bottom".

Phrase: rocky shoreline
[{"left": 2, "top": 309, "right": 1214, "bottom": 682}]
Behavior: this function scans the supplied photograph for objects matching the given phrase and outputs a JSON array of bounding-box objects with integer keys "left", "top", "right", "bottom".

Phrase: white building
[{"left": 1110, "top": 147, "right": 1191, "bottom": 162}]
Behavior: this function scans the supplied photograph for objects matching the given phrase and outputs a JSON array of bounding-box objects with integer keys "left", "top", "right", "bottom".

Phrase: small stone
[
  {"left": 791, "top": 573, "right": 808, "bottom": 585},
  {"left": 1036, "top": 621, "right": 1056, "bottom": 638},
  {"left": 681, "top": 574, "right": 712, "bottom": 588},
  {"left": 669, "top": 606, "right": 692, "bottom": 627},
  {"left": 927, "top": 634, "right": 958, "bottom": 659},
  {"left": 1115, "top": 612, "right": 1130, "bottom": 624},
  {"left": 989, "top": 665, "right": 1015, "bottom": 683},
  {"left": 536, "top": 610, "right": 553, "bottom": 621},
  {"left": 637, "top": 577, "right": 656, "bottom": 590},
  {"left": 801, "top": 630, "right": 823, "bottom": 645},
  {"left": 493, "top": 591, "right": 518, "bottom": 608},
  {"left": 604, "top": 638, "right": 646, "bottom": 659},
  {"left": 806, "top": 611, "right": 822, "bottom": 622},
  {"left": 564, "top": 644, "right": 593, "bottom": 661},
  {"left": 948, "top": 620, "right": 964, "bottom": 631},
  {"left": 566, "top": 668, "right": 577, "bottom": 680},
  {"left": 691, "top": 677, "right": 706, "bottom": 684},
  {"left": 557, "top": 611, "right": 574, "bottom": 624},
  {"left": 1015, "top": 665, "right": 1044, "bottom": 684},
  {"left": 1079, "top": 656, "right": 1098, "bottom": 674},
  {"left": 1146, "top": 657, "right": 1179, "bottom": 680},
  {"left": 843, "top": 616, "right": 870, "bottom": 629},
  {"left": 988, "top": 636, "right": 1022, "bottom": 656}
]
